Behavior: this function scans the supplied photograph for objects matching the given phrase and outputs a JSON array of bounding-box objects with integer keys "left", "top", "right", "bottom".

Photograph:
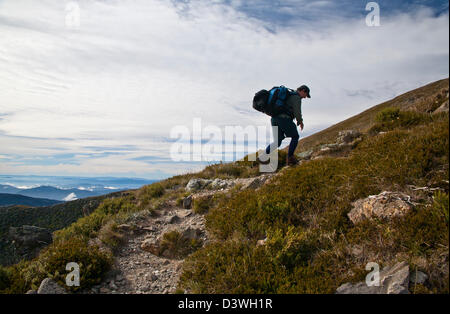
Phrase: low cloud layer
[{"left": 0, "top": 0, "right": 448, "bottom": 178}]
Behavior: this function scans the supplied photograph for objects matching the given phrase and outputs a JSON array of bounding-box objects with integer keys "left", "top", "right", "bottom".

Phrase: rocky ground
[
  {"left": 31, "top": 127, "right": 445, "bottom": 294},
  {"left": 85, "top": 203, "right": 206, "bottom": 294},
  {"left": 82, "top": 174, "right": 275, "bottom": 294}
]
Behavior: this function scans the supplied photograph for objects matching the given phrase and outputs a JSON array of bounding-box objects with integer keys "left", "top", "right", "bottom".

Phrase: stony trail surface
[
  {"left": 84, "top": 174, "right": 276, "bottom": 294},
  {"left": 85, "top": 202, "right": 207, "bottom": 294}
]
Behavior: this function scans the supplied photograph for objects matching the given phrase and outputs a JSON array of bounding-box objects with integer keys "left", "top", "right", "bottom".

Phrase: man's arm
[{"left": 291, "top": 96, "right": 303, "bottom": 130}]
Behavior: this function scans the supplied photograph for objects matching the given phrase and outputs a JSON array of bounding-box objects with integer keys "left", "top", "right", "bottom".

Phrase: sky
[{"left": 0, "top": 0, "right": 448, "bottom": 180}]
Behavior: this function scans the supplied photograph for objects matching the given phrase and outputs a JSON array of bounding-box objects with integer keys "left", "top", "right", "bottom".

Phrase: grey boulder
[
  {"left": 186, "top": 179, "right": 212, "bottom": 192},
  {"left": 336, "top": 261, "right": 410, "bottom": 294},
  {"left": 37, "top": 278, "right": 67, "bottom": 294},
  {"left": 348, "top": 191, "right": 414, "bottom": 224}
]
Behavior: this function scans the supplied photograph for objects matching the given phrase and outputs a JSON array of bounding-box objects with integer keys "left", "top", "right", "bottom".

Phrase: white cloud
[{"left": 0, "top": 0, "right": 448, "bottom": 178}]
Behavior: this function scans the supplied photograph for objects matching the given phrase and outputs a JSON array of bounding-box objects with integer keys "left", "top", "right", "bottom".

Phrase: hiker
[{"left": 257, "top": 85, "right": 311, "bottom": 166}]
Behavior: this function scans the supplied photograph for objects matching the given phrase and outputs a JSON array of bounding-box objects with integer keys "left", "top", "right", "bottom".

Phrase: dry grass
[
  {"left": 180, "top": 107, "right": 449, "bottom": 293},
  {"left": 297, "top": 78, "right": 448, "bottom": 153}
]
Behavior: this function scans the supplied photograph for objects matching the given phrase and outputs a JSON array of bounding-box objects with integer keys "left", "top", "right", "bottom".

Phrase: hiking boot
[{"left": 287, "top": 155, "right": 298, "bottom": 166}]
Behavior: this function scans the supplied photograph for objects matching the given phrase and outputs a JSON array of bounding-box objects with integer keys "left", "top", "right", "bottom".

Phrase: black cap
[{"left": 298, "top": 85, "right": 311, "bottom": 98}]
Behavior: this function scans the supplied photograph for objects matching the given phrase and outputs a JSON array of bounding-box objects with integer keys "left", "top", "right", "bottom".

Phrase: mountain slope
[
  {"left": 0, "top": 193, "right": 61, "bottom": 207},
  {"left": 0, "top": 184, "right": 128, "bottom": 201},
  {"left": 0, "top": 190, "right": 134, "bottom": 266},
  {"left": 0, "top": 78, "right": 448, "bottom": 294},
  {"left": 177, "top": 81, "right": 448, "bottom": 293},
  {"left": 0, "top": 185, "right": 21, "bottom": 194},
  {"left": 297, "top": 78, "right": 449, "bottom": 152}
]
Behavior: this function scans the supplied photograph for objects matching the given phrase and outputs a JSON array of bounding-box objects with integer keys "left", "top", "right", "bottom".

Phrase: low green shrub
[
  {"left": 199, "top": 161, "right": 259, "bottom": 179},
  {"left": 137, "top": 182, "right": 165, "bottom": 209},
  {"left": 139, "top": 183, "right": 165, "bottom": 199},
  {"left": 376, "top": 107, "right": 400, "bottom": 123},
  {"left": 0, "top": 266, "right": 10, "bottom": 291},
  {"left": 40, "top": 237, "right": 112, "bottom": 292},
  {"left": 96, "top": 197, "right": 137, "bottom": 216},
  {"left": 180, "top": 241, "right": 288, "bottom": 293},
  {"left": 0, "top": 261, "right": 31, "bottom": 294},
  {"left": 157, "top": 230, "right": 203, "bottom": 259},
  {"left": 55, "top": 211, "right": 106, "bottom": 240},
  {"left": 215, "top": 162, "right": 245, "bottom": 177},
  {"left": 392, "top": 192, "right": 449, "bottom": 256},
  {"left": 55, "top": 197, "right": 137, "bottom": 241},
  {"left": 370, "top": 108, "right": 433, "bottom": 134},
  {"left": 0, "top": 237, "right": 112, "bottom": 293},
  {"left": 277, "top": 149, "right": 288, "bottom": 168},
  {"left": 181, "top": 111, "right": 449, "bottom": 294},
  {"left": 193, "top": 195, "right": 215, "bottom": 214},
  {"left": 431, "top": 191, "right": 449, "bottom": 224},
  {"left": 176, "top": 197, "right": 184, "bottom": 207},
  {"left": 266, "top": 226, "right": 317, "bottom": 270},
  {"left": 98, "top": 221, "right": 125, "bottom": 250},
  {"left": 179, "top": 239, "right": 343, "bottom": 294}
]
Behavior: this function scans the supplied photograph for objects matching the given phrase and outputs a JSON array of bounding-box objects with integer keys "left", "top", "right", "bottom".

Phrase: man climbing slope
[{"left": 257, "top": 85, "right": 311, "bottom": 166}]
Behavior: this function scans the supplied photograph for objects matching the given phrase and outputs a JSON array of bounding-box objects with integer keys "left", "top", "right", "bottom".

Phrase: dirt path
[
  {"left": 84, "top": 174, "right": 276, "bottom": 294},
  {"left": 86, "top": 201, "right": 207, "bottom": 294}
]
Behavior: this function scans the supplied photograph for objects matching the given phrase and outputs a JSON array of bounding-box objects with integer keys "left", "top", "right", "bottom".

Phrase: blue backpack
[{"left": 253, "top": 85, "right": 296, "bottom": 117}]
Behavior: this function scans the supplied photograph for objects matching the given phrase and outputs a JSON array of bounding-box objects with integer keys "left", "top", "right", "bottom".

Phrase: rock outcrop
[
  {"left": 185, "top": 174, "right": 273, "bottom": 193},
  {"left": 37, "top": 278, "right": 67, "bottom": 294},
  {"left": 186, "top": 179, "right": 212, "bottom": 192},
  {"left": 348, "top": 191, "right": 414, "bottom": 224},
  {"left": 434, "top": 100, "right": 449, "bottom": 113},
  {"left": 182, "top": 195, "right": 192, "bottom": 209},
  {"left": 432, "top": 90, "right": 449, "bottom": 113},
  {"left": 236, "top": 174, "right": 273, "bottom": 190},
  {"left": 296, "top": 149, "right": 314, "bottom": 160},
  {"left": 409, "top": 270, "right": 428, "bottom": 285},
  {"left": 8, "top": 225, "right": 53, "bottom": 260},
  {"left": 210, "top": 178, "right": 229, "bottom": 190},
  {"left": 336, "top": 261, "right": 410, "bottom": 294},
  {"left": 306, "top": 129, "right": 362, "bottom": 160},
  {"left": 337, "top": 130, "right": 361, "bottom": 144}
]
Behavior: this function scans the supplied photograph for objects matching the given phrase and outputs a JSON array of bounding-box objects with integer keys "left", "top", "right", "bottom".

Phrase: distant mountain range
[
  {"left": 0, "top": 176, "right": 158, "bottom": 204},
  {"left": 0, "top": 189, "right": 132, "bottom": 266},
  {"left": 0, "top": 193, "right": 62, "bottom": 207},
  {"left": 0, "top": 184, "right": 123, "bottom": 201}
]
